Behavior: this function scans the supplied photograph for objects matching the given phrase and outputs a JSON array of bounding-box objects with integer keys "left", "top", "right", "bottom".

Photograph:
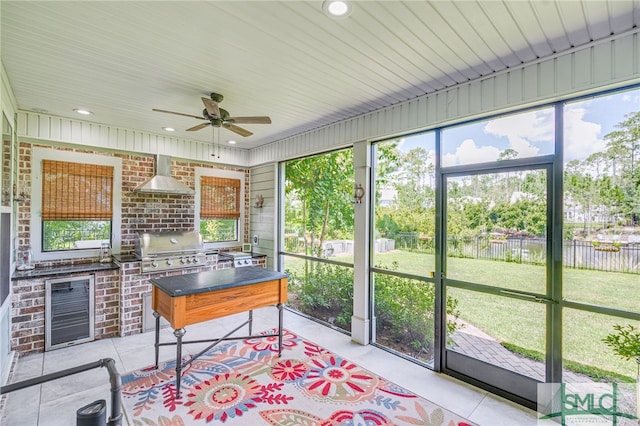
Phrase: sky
[{"left": 395, "top": 86, "right": 640, "bottom": 168}]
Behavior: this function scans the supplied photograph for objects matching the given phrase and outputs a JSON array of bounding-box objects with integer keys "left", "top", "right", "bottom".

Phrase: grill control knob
[
  {"left": 180, "top": 258, "right": 187, "bottom": 264},
  {"left": 151, "top": 261, "right": 158, "bottom": 268},
  {"left": 166, "top": 259, "right": 172, "bottom": 266},
  {"left": 192, "top": 257, "right": 199, "bottom": 264}
]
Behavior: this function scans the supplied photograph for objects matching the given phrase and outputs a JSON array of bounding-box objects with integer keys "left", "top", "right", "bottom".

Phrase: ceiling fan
[{"left": 152, "top": 92, "right": 271, "bottom": 137}]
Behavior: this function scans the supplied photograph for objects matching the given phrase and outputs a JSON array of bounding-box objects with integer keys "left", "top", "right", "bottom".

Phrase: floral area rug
[{"left": 121, "top": 329, "right": 475, "bottom": 425}]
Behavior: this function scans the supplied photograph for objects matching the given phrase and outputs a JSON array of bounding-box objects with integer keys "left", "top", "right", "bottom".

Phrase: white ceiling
[{"left": 2, "top": 1, "right": 639, "bottom": 151}]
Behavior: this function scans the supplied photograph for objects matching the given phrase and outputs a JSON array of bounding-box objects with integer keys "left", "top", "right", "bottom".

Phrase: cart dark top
[{"left": 149, "top": 266, "right": 288, "bottom": 297}]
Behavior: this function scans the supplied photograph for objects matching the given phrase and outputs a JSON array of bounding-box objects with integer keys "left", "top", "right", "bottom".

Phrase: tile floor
[{"left": 1, "top": 307, "right": 546, "bottom": 425}]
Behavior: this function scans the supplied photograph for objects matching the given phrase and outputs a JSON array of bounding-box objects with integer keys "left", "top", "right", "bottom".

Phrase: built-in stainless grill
[
  {"left": 220, "top": 251, "right": 253, "bottom": 268},
  {"left": 135, "top": 231, "right": 205, "bottom": 273}
]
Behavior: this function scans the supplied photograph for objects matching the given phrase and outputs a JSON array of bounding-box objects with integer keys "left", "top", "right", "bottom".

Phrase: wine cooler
[{"left": 45, "top": 275, "right": 94, "bottom": 350}]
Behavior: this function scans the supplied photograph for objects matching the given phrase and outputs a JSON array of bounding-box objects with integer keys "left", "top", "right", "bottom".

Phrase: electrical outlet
[{"left": 253, "top": 235, "right": 259, "bottom": 245}]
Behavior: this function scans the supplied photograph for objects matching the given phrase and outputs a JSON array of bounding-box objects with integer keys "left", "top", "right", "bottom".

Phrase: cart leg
[
  {"left": 173, "top": 328, "right": 186, "bottom": 398},
  {"left": 277, "top": 303, "right": 283, "bottom": 357},
  {"left": 248, "top": 310, "right": 253, "bottom": 335},
  {"left": 153, "top": 311, "right": 160, "bottom": 368}
]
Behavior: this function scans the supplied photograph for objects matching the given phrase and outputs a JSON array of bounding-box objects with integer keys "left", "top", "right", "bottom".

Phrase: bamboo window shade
[
  {"left": 200, "top": 176, "right": 241, "bottom": 219},
  {"left": 42, "top": 160, "right": 114, "bottom": 221}
]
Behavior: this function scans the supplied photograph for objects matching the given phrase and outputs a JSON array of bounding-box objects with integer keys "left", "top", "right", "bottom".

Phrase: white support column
[{"left": 351, "top": 140, "right": 371, "bottom": 345}]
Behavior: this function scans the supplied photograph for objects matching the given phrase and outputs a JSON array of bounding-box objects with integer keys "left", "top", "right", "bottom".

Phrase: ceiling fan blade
[
  {"left": 225, "top": 116, "right": 272, "bottom": 124},
  {"left": 186, "top": 122, "right": 211, "bottom": 131},
  {"left": 201, "top": 97, "right": 221, "bottom": 118},
  {"left": 152, "top": 108, "right": 203, "bottom": 120},
  {"left": 223, "top": 123, "right": 253, "bottom": 137}
]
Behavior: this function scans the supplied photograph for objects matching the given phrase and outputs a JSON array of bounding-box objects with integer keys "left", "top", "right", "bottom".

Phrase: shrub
[
  {"left": 286, "top": 260, "right": 460, "bottom": 362},
  {"left": 374, "top": 263, "right": 460, "bottom": 360},
  {"left": 603, "top": 324, "right": 640, "bottom": 362},
  {"left": 286, "top": 261, "right": 353, "bottom": 330}
]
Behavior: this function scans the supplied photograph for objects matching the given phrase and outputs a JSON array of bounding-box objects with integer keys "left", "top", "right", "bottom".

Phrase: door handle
[{"left": 500, "top": 289, "right": 556, "bottom": 304}]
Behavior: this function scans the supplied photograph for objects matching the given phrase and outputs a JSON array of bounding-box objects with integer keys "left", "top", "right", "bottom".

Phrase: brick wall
[
  {"left": 94, "top": 269, "right": 120, "bottom": 337},
  {"left": 10, "top": 278, "right": 45, "bottom": 352},
  {"left": 11, "top": 269, "right": 120, "bottom": 353},
  {"left": 15, "top": 142, "right": 250, "bottom": 256},
  {"left": 113, "top": 152, "right": 249, "bottom": 254},
  {"left": 11, "top": 141, "right": 251, "bottom": 352}
]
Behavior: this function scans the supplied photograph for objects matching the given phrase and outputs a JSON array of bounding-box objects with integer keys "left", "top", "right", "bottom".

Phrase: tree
[
  {"left": 373, "top": 143, "right": 437, "bottom": 245},
  {"left": 285, "top": 149, "right": 354, "bottom": 256},
  {"left": 564, "top": 110, "right": 640, "bottom": 228},
  {"left": 498, "top": 148, "right": 518, "bottom": 161},
  {"left": 605, "top": 111, "right": 640, "bottom": 176},
  {"left": 604, "top": 111, "right": 640, "bottom": 224}
]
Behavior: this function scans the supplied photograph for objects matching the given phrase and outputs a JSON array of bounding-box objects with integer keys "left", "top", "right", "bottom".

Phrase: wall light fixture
[{"left": 353, "top": 184, "right": 364, "bottom": 204}]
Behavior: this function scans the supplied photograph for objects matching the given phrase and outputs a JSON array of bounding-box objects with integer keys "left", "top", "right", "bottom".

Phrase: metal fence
[
  {"left": 287, "top": 230, "right": 640, "bottom": 274},
  {"left": 562, "top": 239, "right": 640, "bottom": 273},
  {"left": 392, "top": 232, "right": 435, "bottom": 251},
  {"left": 446, "top": 237, "right": 640, "bottom": 274},
  {"left": 387, "top": 232, "right": 640, "bottom": 275}
]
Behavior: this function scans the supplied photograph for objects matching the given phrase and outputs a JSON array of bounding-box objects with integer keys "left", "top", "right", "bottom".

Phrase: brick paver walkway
[
  {"left": 449, "top": 324, "right": 640, "bottom": 419},
  {"left": 450, "top": 321, "right": 590, "bottom": 383}
]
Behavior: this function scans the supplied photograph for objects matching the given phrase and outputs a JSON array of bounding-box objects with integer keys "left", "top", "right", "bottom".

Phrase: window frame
[
  {"left": 195, "top": 167, "right": 245, "bottom": 249},
  {"left": 30, "top": 147, "right": 122, "bottom": 261},
  {"left": 440, "top": 105, "right": 556, "bottom": 169}
]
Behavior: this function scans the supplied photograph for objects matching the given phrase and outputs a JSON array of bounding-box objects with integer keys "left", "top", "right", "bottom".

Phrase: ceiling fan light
[
  {"left": 228, "top": 140, "right": 237, "bottom": 145},
  {"left": 162, "top": 127, "right": 175, "bottom": 132},
  {"left": 73, "top": 108, "right": 92, "bottom": 115},
  {"left": 322, "top": 0, "right": 351, "bottom": 18}
]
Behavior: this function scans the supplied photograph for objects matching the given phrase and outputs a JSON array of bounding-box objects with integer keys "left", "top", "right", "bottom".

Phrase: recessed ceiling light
[
  {"left": 73, "top": 108, "right": 93, "bottom": 115},
  {"left": 227, "top": 140, "right": 237, "bottom": 145},
  {"left": 322, "top": 0, "right": 351, "bottom": 18},
  {"left": 162, "top": 127, "right": 175, "bottom": 132}
]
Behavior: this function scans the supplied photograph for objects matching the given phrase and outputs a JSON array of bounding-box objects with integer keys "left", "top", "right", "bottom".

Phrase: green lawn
[{"left": 283, "top": 251, "right": 640, "bottom": 379}]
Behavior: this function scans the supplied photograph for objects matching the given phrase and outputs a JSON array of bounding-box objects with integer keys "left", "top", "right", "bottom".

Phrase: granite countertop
[
  {"left": 11, "top": 261, "right": 120, "bottom": 281},
  {"left": 150, "top": 266, "right": 287, "bottom": 297}
]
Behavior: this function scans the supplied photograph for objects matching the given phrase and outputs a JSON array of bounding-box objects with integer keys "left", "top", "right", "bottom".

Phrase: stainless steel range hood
[{"left": 133, "top": 154, "right": 194, "bottom": 195}]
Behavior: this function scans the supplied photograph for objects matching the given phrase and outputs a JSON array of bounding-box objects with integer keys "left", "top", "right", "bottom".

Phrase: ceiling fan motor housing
[
  {"left": 203, "top": 113, "right": 222, "bottom": 126},
  {"left": 202, "top": 108, "right": 227, "bottom": 126},
  {"left": 210, "top": 92, "right": 224, "bottom": 103}
]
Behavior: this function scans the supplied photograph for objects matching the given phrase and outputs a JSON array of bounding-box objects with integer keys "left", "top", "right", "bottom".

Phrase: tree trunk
[{"left": 318, "top": 200, "right": 330, "bottom": 256}]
